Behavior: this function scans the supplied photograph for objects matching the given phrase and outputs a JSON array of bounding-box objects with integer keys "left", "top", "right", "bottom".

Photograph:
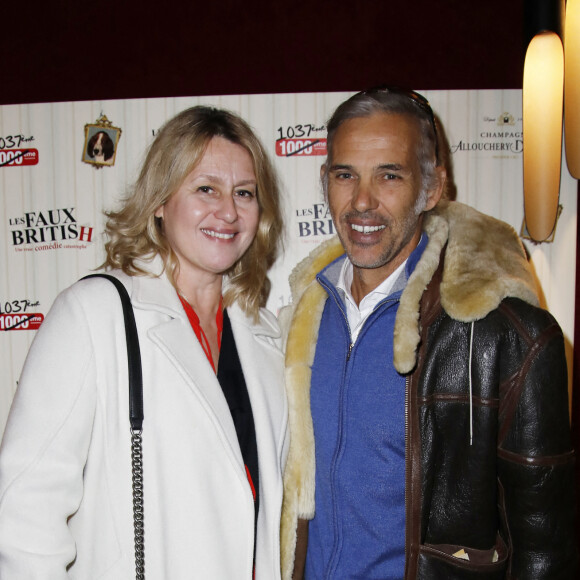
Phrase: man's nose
[{"left": 351, "top": 182, "right": 378, "bottom": 212}]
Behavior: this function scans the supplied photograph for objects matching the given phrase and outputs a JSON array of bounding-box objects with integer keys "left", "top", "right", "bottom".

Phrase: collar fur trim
[
  {"left": 394, "top": 201, "right": 538, "bottom": 372},
  {"left": 287, "top": 201, "right": 538, "bottom": 374}
]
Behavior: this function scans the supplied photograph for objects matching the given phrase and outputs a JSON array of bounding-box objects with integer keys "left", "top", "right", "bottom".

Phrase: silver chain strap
[
  {"left": 131, "top": 429, "right": 145, "bottom": 579},
  {"left": 84, "top": 274, "right": 145, "bottom": 579}
]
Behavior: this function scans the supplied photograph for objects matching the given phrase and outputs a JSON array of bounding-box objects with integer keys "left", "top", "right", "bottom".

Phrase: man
[{"left": 280, "top": 87, "right": 576, "bottom": 579}]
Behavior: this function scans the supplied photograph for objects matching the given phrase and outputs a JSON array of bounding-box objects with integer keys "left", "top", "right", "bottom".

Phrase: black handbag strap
[
  {"left": 81, "top": 273, "right": 145, "bottom": 579},
  {"left": 82, "top": 274, "right": 143, "bottom": 430}
]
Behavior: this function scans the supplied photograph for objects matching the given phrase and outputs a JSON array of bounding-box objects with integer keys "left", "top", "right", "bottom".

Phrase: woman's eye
[
  {"left": 197, "top": 185, "right": 213, "bottom": 194},
  {"left": 236, "top": 189, "right": 256, "bottom": 198}
]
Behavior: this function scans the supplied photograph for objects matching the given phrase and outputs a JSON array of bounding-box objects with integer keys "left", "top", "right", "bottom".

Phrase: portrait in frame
[{"left": 82, "top": 114, "right": 122, "bottom": 168}]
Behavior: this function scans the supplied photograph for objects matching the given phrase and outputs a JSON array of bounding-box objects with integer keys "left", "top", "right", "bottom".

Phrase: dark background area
[
  {"left": 2, "top": 1, "right": 524, "bottom": 105},
  {"left": 3, "top": 0, "right": 580, "bottom": 546}
]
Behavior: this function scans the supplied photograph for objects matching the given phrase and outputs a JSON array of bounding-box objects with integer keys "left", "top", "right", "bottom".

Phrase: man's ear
[
  {"left": 424, "top": 166, "right": 447, "bottom": 212},
  {"left": 320, "top": 164, "right": 328, "bottom": 201}
]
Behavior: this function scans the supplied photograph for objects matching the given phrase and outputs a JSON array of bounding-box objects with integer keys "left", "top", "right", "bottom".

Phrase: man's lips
[
  {"left": 349, "top": 223, "right": 386, "bottom": 234},
  {"left": 201, "top": 228, "right": 236, "bottom": 240}
]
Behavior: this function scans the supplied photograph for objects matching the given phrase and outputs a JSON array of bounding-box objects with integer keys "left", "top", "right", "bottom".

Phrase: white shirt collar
[{"left": 336, "top": 257, "right": 407, "bottom": 343}]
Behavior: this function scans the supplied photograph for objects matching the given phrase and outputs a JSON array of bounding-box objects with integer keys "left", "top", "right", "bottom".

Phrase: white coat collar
[
  {"left": 124, "top": 255, "right": 281, "bottom": 340},
  {"left": 108, "top": 258, "right": 282, "bottom": 478}
]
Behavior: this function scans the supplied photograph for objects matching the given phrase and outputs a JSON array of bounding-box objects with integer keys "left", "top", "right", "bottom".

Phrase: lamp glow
[
  {"left": 523, "top": 30, "right": 564, "bottom": 242},
  {"left": 565, "top": 0, "right": 580, "bottom": 178}
]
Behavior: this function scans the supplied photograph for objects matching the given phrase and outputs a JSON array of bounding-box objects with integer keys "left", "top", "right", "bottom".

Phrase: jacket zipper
[
  {"left": 319, "top": 277, "right": 399, "bottom": 362},
  {"left": 318, "top": 275, "right": 405, "bottom": 576},
  {"left": 404, "top": 333, "right": 423, "bottom": 579},
  {"left": 404, "top": 375, "right": 411, "bottom": 577},
  {"left": 345, "top": 299, "right": 397, "bottom": 360},
  {"left": 318, "top": 279, "right": 354, "bottom": 358},
  {"left": 315, "top": 279, "right": 354, "bottom": 578}
]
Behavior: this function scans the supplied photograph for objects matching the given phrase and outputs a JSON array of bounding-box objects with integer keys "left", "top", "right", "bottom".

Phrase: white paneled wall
[{"left": 0, "top": 90, "right": 576, "bottom": 434}]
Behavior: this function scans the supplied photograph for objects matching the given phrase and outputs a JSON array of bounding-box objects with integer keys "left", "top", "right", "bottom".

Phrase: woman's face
[{"left": 155, "top": 137, "right": 260, "bottom": 285}]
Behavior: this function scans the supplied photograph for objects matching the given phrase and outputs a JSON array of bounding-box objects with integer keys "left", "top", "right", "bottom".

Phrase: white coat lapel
[
  {"left": 227, "top": 305, "right": 285, "bottom": 464},
  {"left": 131, "top": 274, "right": 243, "bottom": 470}
]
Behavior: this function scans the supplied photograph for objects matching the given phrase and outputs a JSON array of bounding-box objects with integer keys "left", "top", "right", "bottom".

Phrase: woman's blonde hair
[{"left": 103, "top": 106, "right": 283, "bottom": 318}]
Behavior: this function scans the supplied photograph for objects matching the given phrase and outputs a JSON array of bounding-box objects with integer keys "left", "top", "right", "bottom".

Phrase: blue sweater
[{"left": 305, "top": 236, "right": 427, "bottom": 580}]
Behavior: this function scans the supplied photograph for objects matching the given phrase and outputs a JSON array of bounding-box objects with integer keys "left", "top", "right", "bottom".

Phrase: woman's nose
[{"left": 215, "top": 194, "right": 238, "bottom": 223}]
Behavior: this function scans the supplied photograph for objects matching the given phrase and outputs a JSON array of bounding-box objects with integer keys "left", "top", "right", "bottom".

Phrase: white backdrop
[{"left": 0, "top": 90, "right": 577, "bottom": 435}]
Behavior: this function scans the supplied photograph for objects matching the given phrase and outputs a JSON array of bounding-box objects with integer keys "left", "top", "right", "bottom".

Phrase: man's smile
[{"left": 350, "top": 224, "right": 386, "bottom": 234}]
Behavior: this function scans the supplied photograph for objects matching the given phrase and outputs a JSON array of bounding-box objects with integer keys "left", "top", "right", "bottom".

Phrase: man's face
[{"left": 325, "top": 112, "right": 442, "bottom": 294}]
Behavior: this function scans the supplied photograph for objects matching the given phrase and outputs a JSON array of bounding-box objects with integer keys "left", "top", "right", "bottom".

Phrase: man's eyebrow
[
  {"left": 328, "top": 163, "right": 406, "bottom": 172},
  {"left": 328, "top": 164, "right": 355, "bottom": 172},
  {"left": 376, "top": 163, "right": 404, "bottom": 171}
]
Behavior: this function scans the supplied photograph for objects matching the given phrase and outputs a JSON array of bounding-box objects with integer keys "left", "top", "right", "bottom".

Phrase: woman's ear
[{"left": 154, "top": 205, "right": 164, "bottom": 219}]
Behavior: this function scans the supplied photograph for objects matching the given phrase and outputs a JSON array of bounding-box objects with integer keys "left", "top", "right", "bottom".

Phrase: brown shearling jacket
[{"left": 280, "top": 201, "right": 577, "bottom": 579}]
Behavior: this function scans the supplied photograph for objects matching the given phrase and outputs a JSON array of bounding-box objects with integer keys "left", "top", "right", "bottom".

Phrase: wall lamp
[
  {"left": 523, "top": 0, "right": 578, "bottom": 243},
  {"left": 565, "top": 0, "right": 580, "bottom": 179}
]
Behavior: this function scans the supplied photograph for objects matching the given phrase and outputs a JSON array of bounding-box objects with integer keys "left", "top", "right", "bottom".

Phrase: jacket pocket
[{"left": 417, "top": 533, "right": 508, "bottom": 579}]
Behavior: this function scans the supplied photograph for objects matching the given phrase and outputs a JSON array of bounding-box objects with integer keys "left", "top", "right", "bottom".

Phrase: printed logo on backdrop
[
  {"left": 0, "top": 134, "right": 38, "bottom": 167},
  {"left": 82, "top": 114, "right": 122, "bottom": 168},
  {"left": 0, "top": 300, "right": 44, "bottom": 332},
  {"left": 276, "top": 124, "right": 327, "bottom": 157},
  {"left": 296, "top": 202, "right": 335, "bottom": 240},
  {"left": 450, "top": 111, "right": 523, "bottom": 157},
  {"left": 8, "top": 208, "right": 94, "bottom": 251}
]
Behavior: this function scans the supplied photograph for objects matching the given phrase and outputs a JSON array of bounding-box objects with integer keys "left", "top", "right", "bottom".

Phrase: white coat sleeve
[{"left": 0, "top": 287, "right": 97, "bottom": 579}]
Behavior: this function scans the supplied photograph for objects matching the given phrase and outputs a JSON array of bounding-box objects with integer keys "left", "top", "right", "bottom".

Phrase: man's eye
[
  {"left": 384, "top": 173, "right": 399, "bottom": 180},
  {"left": 335, "top": 172, "right": 352, "bottom": 180}
]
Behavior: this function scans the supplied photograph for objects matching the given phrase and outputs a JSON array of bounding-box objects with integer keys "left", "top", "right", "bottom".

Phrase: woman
[{"left": 0, "top": 106, "right": 288, "bottom": 579}]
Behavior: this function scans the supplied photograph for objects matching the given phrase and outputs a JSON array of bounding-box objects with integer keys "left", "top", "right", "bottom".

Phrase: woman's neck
[
  {"left": 176, "top": 272, "right": 224, "bottom": 372},
  {"left": 176, "top": 271, "right": 223, "bottom": 319}
]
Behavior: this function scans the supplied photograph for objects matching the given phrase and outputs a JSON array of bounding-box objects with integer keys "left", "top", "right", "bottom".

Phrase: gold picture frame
[{"left": 82, "top": 114, "right": 122, "bottom": 168}]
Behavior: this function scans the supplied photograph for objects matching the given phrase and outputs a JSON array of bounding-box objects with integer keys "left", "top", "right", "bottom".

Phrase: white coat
[{"left": 0, "top": 269, "right": 288, "bottom": 579}]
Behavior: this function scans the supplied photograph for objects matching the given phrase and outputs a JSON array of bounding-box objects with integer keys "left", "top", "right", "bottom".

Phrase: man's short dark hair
[{"left": 322, "top": 87, "right": 440, "bottom": 198}]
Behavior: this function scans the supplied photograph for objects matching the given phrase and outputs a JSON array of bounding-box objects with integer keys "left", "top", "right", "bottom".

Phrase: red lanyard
[{"left": 178, "top": 294, "right": 223, "bottom": 373}]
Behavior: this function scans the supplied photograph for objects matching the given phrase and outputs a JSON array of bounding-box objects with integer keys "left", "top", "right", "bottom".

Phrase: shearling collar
[{"left": 287, "top": 200, "right": 538, "bottom": 374}]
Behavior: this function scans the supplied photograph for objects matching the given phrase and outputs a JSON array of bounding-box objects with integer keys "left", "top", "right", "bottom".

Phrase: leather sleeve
[
  {"left": 497, "top": 299, "right": 577, "bottom": 579},
  {"left": 292, "top": 518, "right": 309, "bottom": 580}
]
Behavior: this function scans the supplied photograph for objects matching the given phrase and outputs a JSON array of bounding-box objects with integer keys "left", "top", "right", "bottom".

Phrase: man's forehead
[
  {"left": 335, "top": 111, "right": 421, "bottom": 140},
  {"left": 330, "top": 112, "right": 420, "bottom": 163}
]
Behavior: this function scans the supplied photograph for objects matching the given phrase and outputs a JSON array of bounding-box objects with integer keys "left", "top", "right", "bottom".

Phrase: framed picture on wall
[{"left": 82, "top": 114, "right": 122, "bottom": 168}]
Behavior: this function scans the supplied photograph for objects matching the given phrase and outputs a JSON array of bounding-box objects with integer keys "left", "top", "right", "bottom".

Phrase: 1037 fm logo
[
  {"left": 0, "top": 149, "right": 39, "bottom": 167},
  {"left": 0, "top": 134, "right": 38, "bottom": 167},
  {"left": 0, "top": 300, "right": 44, "bottom": 331},
  {"left": 276, "top": 124, "right": 327, "bottom": 157}
]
